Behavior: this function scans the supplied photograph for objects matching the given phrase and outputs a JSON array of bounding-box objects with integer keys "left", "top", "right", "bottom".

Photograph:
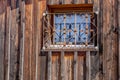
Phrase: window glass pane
[
  {"left": 54, "top": 13, "right": 91, "bottom": 44},
  {"left": 66, "top": 14, "right": 75, "bottom": 43},
  {"left": 76, "top": 14, "right": 91, "bottom": 44},
  {"left": 54, "top": 14, "right": 64, "bottom": 43}
]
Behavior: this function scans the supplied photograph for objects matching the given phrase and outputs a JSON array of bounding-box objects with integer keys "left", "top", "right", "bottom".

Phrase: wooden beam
[
  {"left": 4, "top": 2, "right": 12, "bottom": 80},
  {"left": 86, "top": 51, "right": 91, "bottom": 80},
  {"left": 61, "top": 51, "right": 65, "bottom": 80},
  {"left": 19, "top": 0, "right": 25, "bottom": 80},
  {"left": 40, "top": 55, "right": 47, "bottom": 80},
  {"left": 9, "top": 0, "right": 19, "bottom": 80},
  {"left": 0, "top": 1, "right": 5, "bottom": 80},
  {"left": 47, "top": 51, "right": 52, "bottom": 80},
  {"left": 74, "top": 51, "right": 78, "bottom": 80},
  {"left": 119, "top": 0, "right": 120, "bottom": 79},
  {"left": 48, "top": 4, "right": 93, "bottom": 13},
  {"left": 24, "top": 0, "right": 33, "bottom": 80},
  {"left": 41, "top": 47, "right": 98, "bottom": 52}
]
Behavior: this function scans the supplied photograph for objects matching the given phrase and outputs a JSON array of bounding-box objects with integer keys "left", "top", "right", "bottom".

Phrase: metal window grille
[{"left": 43, "top": 12, "right": 98, "bottom": 51}]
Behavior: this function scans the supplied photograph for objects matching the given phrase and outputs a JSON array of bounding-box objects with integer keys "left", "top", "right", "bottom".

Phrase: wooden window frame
[
  {"left": 48, "top": 4, "right": 93, "bottom": 13},
  {"left": 42, "top": 4, "right": 98, "bottom": 51}
]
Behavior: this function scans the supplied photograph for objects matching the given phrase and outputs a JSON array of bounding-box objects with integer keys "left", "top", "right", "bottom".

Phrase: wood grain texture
[
  {"left": 77, "top": 53, "right": 85, "bottom": 80},
  {"left": 19, "top": 1, "right": 25, "bottom": 80},
  {"left": 73, "top": 52, "right": 78, "bottom": 80},
  {"left": 86, "top": 51, "right": 91, "bottom": 80},
  {"left": 24, "top": 0, "right": 33, "bottom": 80},
  {"left": 64, "top": 53, "right": 73, "bottom": 80},
  {"left": 61, "top": 51, "right": 65, "bottom": 80},
  {"left": 0, "top": 1, "right": 5, "bottom": 80},
  {"left": 52, "top": 53, "right": 60, "bottom": 80},
  {"left": 9, "top": 0, "right": 19, "bottom": 80},
  {"left": 47, "top": 51, "right": 52, "bottom": 80},
  {"left": 38, "top": 0, "right": 46, "bottom": 80},
  {"left": 4, "top": 1, "right": 11, "bottom": 80},
  {"left": 103, "top": 0, "right": 118, "bottom": 80},
  {"left": 119, "top": 0, "right": 120, "bottom": 79},
  {"left": 40, "top": 55, "right": 47, "bottom": 80},
  {"left": 0, "top": 0, "right": 119, "bottom": 80}
]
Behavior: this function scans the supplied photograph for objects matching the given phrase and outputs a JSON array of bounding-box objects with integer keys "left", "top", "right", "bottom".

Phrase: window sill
[{"left": 42, "top": 45, "right": 98, "bottom": 52}]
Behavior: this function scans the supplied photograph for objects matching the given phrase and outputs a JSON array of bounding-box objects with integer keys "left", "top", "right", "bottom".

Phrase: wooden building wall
[{"left": 0, "top": 0, "right": 119, "bottom": 80}]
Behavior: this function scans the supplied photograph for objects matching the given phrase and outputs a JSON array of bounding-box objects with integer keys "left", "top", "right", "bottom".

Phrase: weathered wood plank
[
  {"left": 33, "top": 0, "right": 39, "bottom": 80},
  {"left": 103, "top": 0, "right": 110, "bottom": 80},
  {"left": 9, "top": 0, "right": 19, "bottom": 80},
  {"left": 19, "top": 0, "right": 25, "bottom": 80},
  {"left": 110, "top": 0, "right": 118, "bottom": 80},
  {"left": 64, "top": 53, "right": 73, "bottom": 80},
  {"left": 103, "top": 0, "right": 118, "bottom": 80},
  {"left": 91, "top": 52, "right": 100, "bottom": 80},
  {"left": 64, "top": 0, "right": 73, "bottom": 4},
  {"left": 0, "top": 1, "right": 5, "bottom": 80},
  {"left": 61, "top": 51, "right": 65, "bottom": 80},
  {"left": 73, "top": 51, "right": 78, "bottom": 80},
  {"left": 49, "top": 0, "right": 59, "bottom": 4},
  {"left": 77, "top": 53, "right": 85, "bottom": 80},
  {"left": 119, "top": 0, "right": 120, "bottom": 79},
  {"left": 47, "top": 51, "right": 52, "bottom": 80},
  {"left": 75, "top": 0, "right": 85, "bottom": 4},
  {"left": 52, "top": 53, "right": 60, "bottom": 80},
  {"left": 38, "top": 1, "right": 46, "bottom": 80},
  {"left": 30, "top": 0, "right": 39, "bottom": 79},
  {"left": 4, "top": 1, "right": 11, "bottom": 80},
  {"left": 24, "top": 0, "right": 33, "bottom": 80},
  {"left": 40, "top": 55, "right": 47, "bottom": 80},
  {"left": 86, "top": 51, "right": 91, "bottom": 80}
]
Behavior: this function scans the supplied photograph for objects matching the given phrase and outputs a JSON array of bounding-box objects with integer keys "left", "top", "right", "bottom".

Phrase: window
[
  {"left": 54, "top": 13, "right": 91, "bottom": 44},
  {"left": 43, "top": 4, "right": 98, "bottom": 50}
]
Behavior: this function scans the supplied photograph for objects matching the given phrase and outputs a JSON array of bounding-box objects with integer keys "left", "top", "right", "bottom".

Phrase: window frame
[{"left": 42, "top": 4, "right": 98, "bottom": 51}]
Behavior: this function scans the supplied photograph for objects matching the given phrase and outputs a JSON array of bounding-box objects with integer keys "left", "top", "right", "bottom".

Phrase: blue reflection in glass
[{"left": 54, "top": 14, "right": 91, "bottom": 44}]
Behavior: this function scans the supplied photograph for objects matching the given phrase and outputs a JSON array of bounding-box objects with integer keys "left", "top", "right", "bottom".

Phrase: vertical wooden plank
[
  {"left": 103, "top": 0, "right": 118, "bottom": 80},
  {"left": 40, "top": 55, "right": 47, "bottom": 80},
  {"left": 91, "top": 52, "right": 100, "bottom": 80},
  {"left": 19, "top": 0, "right": 25, "bottom": 80},
  {"left": 77, "top": 53, "right": 85, "bottom": 80},
  {"left": 52, "top": 53, "right": 60, "bottom": 80},
  {"left": 33, "top": 0, "right": 39, "bottom": 80},
  {"left": 88, "top": 0, "right": 93, "bottom": 4},
  {"left": 9, "top": 0, "right": 19, "bottom": 80},
  {"left": 64, "top": 0, "right": 73, "bottom": 4},
  {"left": 61, "top": 51, "right": 65, "bottom": 80},
  {"left": 38, "top": 1, "right": 46, "bottom": 80},
  {"left": 110, "top": 0, "right": 118, "bottom": 80},
  {"left": 103, "top": 0, "right": 113, "bottom": 80},
  {"left": 99, "top": 1, "right": 103, "bottom": 79},
  {"left": 64, "top": 53, "right": 73, "bottom": 80},
  {"left": 4, "top": 1, "right": 11, "bottom": 80},
  {"left": 47, "top": 51, "right": 52, "bottom": 80},
  {"left": 48, "top": 0, "right": 59, "bottom": 5},
  {"left": 0, "top": 1, "right": 5, "bottom": 80},
  {"left": 91, "top": 0, "right": 100, "bottom": 80},
  {"left": 73, "top": 51, "right": 78, "bottom": 80},
  {"left": 24, "top": 0, "right": 33, "bottom": 80},
  {"left": 119, "top": 0, "right": 120, "bottom": 79},
  {"left": 75, "top": 0, "right": 85, "bottom": 4},
  {"left": 86, "top": 51, "right": 91, "bottom": 80},
  {"left": 30, "top": 0, "right": 39, "bottom": 79}
]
